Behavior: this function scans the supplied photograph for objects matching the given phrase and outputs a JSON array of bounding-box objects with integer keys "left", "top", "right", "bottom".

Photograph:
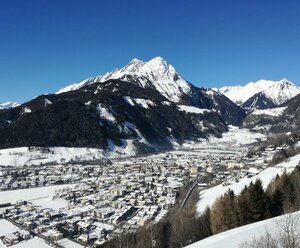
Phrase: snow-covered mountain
[
  {"left": 243, "top": 93, "right": 300, "bottom": 133},
  {"left": 57, "top": 57, "right": 191, "bottom": 102},
  {"left": 219, "top": 79, "right": 300, "bottom": 108},
  {"left": 241, "top": 92, "right": 276, "bottom": 110},
  {"left": 0, "top": 57, "right": 246, "bottom": 154},
  {"left": 57, "top": 57, "right": 246, "bottom": 126},
  {"left": 0, "top": 102, "right": 20, "bottom": 110}
]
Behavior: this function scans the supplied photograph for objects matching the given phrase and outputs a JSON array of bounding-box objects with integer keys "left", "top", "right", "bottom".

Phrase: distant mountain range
[
  {"left": 0, "top": 57, "right": 299, "bottom": 154},
  {"left": 218, "top": 79, "right": 300, "bottom": 110},
  {"left": 0, "top": 102, "right": 20, "bottom": 110}
]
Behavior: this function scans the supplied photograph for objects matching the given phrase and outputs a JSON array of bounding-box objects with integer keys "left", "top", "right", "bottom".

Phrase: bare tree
[
  {"left": 239, "top": 230, "right": 277, "bottom": 248},
  {"left": 276, "top": 214, "right": 300, "bottom": 248},
  {"left": 239, "top": 213, "right": 300, "bottom": 248}
]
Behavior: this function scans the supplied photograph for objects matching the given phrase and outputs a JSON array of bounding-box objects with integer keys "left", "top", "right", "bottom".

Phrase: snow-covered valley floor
[
  {"left": 0, "top": 126, "right": 268, "bottom": 248},
  {"left": 0, "top": 126, "right": 264, "bottom": 167},
  {"left": 0, "top": 184, "right": 74, "bottom": 206}
]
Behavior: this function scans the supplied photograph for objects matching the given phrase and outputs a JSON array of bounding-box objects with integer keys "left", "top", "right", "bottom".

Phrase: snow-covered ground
[
  {"left": 0, "top": 126, "right": 264, "bottom": 167},
  {"left": 0, "top": 147, "right": 104, "bottom": 167},
  {"left": 0, "top": 237, "right": 51, "bottom": 248},
  {"left": 183, "top": 125, "right": 265, "bottom": 149},
  {"left": 186, "top": 210, "right": 300, "bottom": 248},
  {"left": 0, "top": 184, "right": 74, "bottom": 205},
  {"left": 31, "top": 196, "right": 70, "bottom": 210},
  {"left": 0, "top": 219, "right": 19, "bottom": 236},
  {"left": 197, "top": 154, "right": 300, "bottom": 214},
  {"left": 250, "top": 107, "right": 287, "bottom": 117},
  {"left": 0, "top": 220, "right": 50, "bottom": 248},
  {"left": 57, "top": 238, "right": 85, "bottom": 248},
  {"left": 134, "top": 98, "right": 155, "bottom": 108},
  {"left": 97, "top": 103, "right": 116, "bottom": 123},
  {"left": 178, "top": 105, "right": 211, "bottom": 114}
]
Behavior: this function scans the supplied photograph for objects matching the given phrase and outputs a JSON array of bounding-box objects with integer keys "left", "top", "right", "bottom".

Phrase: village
[{"left": 0, "top": 141, "right": 283, "bottom": 248}]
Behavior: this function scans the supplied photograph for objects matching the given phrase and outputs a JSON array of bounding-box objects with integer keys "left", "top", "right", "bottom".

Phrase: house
[
  {"left": 42, "top": 229, "right": 63, "bottom": 241},
  {"left": 77, "top": 221, "right": 90, "bottom": 231},
  {"left": 3, "top": 233, "right": 19, "bottom": 246},
  {"left": 77, "top": 234, "right": 89, "bottom": 244},
  {"left": 19, "top": 230, "right": 30, "bottom": 240}
]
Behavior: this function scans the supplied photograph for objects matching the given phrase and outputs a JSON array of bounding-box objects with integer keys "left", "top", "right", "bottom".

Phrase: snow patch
[
  {"left": 122, "top": 96, "right": 135, "bottom": 106},
  {"left": 178, "top": 105, "right": 211, "bottom": 114},
  {"left": 162, "top": 101, "right": 171, "bottom": 106},
  {"left": 97, "top": 104, "right": 116, "bottom": 123},
  {"left": 106, "top": 138, "right": 137, "bottom": 156},
  {"left": 134, "top": 98, "right": 155, "bottom": 109},
  {"left": 44, "top": 98, "right": 52, "bottom": 107},
  {"left": 250, "top": 107, "right": 287, "bottom": 117},
  {"left": 23, "top": 107, "right": 31, "bottom": 113}
]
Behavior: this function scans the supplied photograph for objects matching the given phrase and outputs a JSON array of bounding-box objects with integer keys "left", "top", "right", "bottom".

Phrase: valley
[{"left": 0, "top": 58, "right": 299, "bottom": 248}]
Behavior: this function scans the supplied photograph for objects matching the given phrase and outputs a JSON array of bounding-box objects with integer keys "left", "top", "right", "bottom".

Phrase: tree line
[{"left": 210, "top": 165, "right": 300, "bottom": 235}]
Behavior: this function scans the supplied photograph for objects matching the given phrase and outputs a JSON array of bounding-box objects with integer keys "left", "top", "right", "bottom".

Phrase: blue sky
[{"left": 0, "top": 0, "right": 299, "bottom": 103}]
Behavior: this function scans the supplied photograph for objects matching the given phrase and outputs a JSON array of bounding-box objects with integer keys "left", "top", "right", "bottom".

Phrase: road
[{"left": 180, "top": 177, "right": 203, "bottom": 209}]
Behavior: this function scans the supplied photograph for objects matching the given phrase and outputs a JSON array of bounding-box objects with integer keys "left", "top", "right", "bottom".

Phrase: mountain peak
[
  {"left": 278, "top": 79, "right": 293, "bottom": 88},
  {"left": 219, "top": 78, "right": 300, "bottom": 107},
  {"left": 56, "top": 57, "right": 189, "bottom": 102},
  {"left": 130, "top": 58, "right": 143, "bottom": 64},
  {"left": 0, "top": 102, "right": 20, "bottom": 109},
  {"left": 147, "top": 56, "right": 167, "bottom": 65},
  {"left": 145, "top": 57, "right": 176, "bottom": 75}
]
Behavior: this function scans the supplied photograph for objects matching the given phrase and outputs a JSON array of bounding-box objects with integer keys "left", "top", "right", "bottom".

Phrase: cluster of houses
[
  {"left": 0, "top": 164, "right": 107, "bottom": 191},
  {"left": 0, "top": 143, "right": 282, "bottom": 247},
  {"left": 0, "top": 229, "right": 30, "bottom": 247}
]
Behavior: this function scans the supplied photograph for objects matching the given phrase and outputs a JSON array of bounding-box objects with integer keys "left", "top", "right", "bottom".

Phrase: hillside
[
  {"left": 0, "top": 58, "right": 246, "bottom": 155},
  {"left": 197, "top": 153, "right": 300, "bottom": 214},
  {"left": 186, "top": 210, "right": 300, "bottom": 248},
  {"left": 243, "top": 93, "right": 300, "bottom": 133}
]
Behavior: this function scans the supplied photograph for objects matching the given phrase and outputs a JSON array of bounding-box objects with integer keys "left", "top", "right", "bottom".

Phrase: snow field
[{"left": 186, "top": 210, "right": 300, "bottom": 248}]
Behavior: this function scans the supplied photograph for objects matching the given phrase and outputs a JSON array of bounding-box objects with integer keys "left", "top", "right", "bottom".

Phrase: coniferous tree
[
  {"left": 237, "top": 185, "right": 252, "bottom": 225},
  {"left": 248, "top": 180, "right": 271, "bottom": 222}
]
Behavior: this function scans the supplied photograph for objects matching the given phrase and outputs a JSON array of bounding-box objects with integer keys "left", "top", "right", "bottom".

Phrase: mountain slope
[
  {"left": 0, "top": 57, "right": 246, "bottom": 154},
  {"left": 0, "top": 102, "right": 20, "bottom": 110},
  {"left": 0, "top": 79, "right": 228, "bottom": 153},
  {"left": 57, "top": 57, "right": 191, "bottom": 103},
  {"left": 57, "top": 57, "right": 246, "bottom": 126},
  {"left": 186, "top": 210, "right": 300, "bottom": 248},
  {"left": 243, "top": 93, "right": 300, "bottom": 133},
  {"left": 241, "top": 92, "right": 276, "bottom": 110},
  {"left": 189, "top": 154, "right": 300, "bottom": 248},
  {"left": 219, "top": 79, "right": 300, "bottom": 109}
]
